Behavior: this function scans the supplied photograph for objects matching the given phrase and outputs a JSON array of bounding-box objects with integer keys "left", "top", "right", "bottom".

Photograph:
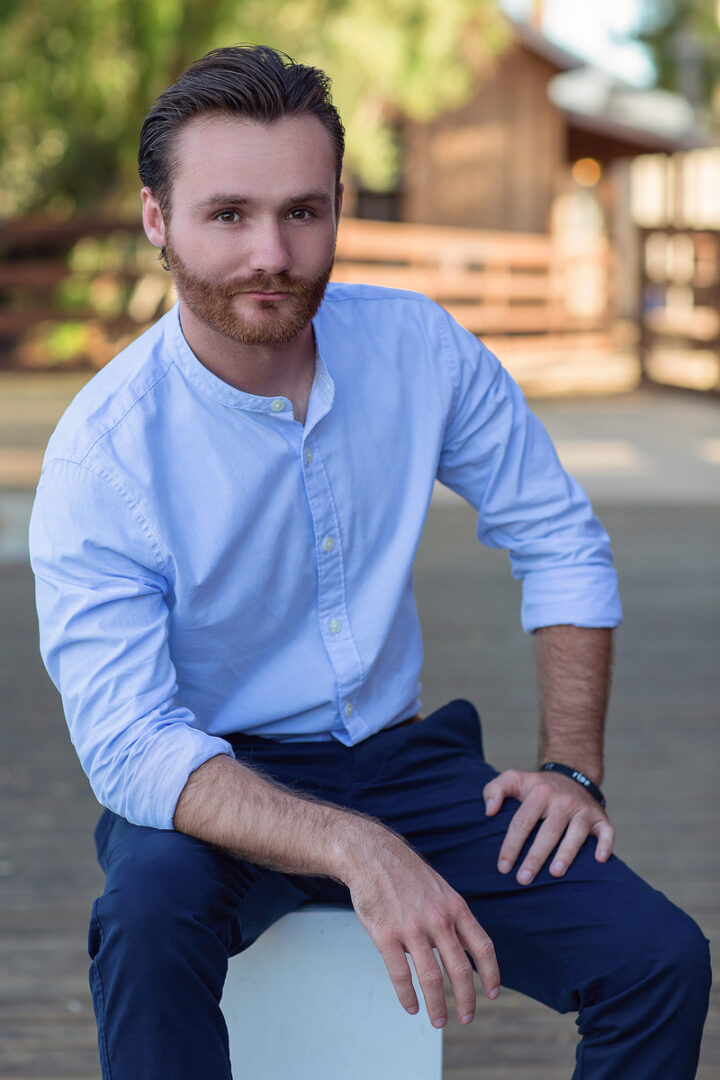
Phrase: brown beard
[{"left": 164, "top": 238, "right": 334, "bottom": 347}]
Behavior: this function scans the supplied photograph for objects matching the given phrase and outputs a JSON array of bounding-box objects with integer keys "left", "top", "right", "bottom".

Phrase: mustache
[{"left": 226, "top": 273, "right": 306, "bottom": 296}]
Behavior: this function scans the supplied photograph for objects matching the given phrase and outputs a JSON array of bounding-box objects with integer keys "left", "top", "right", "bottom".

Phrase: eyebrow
[{"left": 192, "top": 190, "right": 333, "bottom": 210}]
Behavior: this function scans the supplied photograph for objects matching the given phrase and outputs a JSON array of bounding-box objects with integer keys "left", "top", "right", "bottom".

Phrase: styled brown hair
[{"left": 138, "top": 44, "right": 345, "bottom": 214}]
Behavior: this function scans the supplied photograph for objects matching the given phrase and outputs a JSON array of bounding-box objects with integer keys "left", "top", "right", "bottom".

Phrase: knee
[
  {"left": 611, "top": 899, "right": 712, "bottom": 1026},
  {"left": 576, "top": 900, "right": 709, "bottom": 1042},
  {"left": 653, "top": 906, "right": 711, "bottom": 1003},
  {"left": 91, "top": 829, "right": 240, "bottom": 962},
  {"left": 581, "top": 879, "right": 711, "bottom": 1009}
]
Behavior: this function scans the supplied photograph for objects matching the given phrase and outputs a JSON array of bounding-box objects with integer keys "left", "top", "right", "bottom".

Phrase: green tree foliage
[
  {"left": 637, "top": 0, "right": 720, "bottom": 114},
  {"left": 0, "top": 0, "right": 509, "bottom": 218}
]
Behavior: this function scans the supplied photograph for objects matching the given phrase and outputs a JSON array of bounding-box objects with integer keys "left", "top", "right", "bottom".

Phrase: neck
[{"left": 178, "top": 303, "right": 316, "bottom": 422}]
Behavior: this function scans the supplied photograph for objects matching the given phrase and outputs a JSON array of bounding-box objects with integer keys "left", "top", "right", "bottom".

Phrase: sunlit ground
[{"left": 1, "top": 377, "right": 718, "bottom": 1078}]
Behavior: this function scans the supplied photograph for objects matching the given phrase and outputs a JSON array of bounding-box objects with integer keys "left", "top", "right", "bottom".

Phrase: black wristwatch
[{"left": 539, "top": 762, "right": 606, "bottom": 809}]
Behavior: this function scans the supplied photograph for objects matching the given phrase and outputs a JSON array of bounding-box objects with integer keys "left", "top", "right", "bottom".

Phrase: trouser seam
[{"left": 89, "top": 904, "right": 114, "bottom": 1080}]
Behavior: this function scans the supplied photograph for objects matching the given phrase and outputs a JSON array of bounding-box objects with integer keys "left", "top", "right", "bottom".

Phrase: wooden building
[{"left": 384, "top": 22, "right": 711, "bottom": 236}]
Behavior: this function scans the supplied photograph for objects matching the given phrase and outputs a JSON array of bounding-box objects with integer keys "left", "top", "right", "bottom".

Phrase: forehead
[{"left": 171, "top": 113, "right": 337, "bottom": 201}]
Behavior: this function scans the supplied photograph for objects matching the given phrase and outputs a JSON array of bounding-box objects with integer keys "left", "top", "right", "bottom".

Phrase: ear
[
  {"left": 335, "top": 182, "right": 344, "bottom": 226},
  {"left": 141, "top": 187, "right": 167, "bottom": 249}
]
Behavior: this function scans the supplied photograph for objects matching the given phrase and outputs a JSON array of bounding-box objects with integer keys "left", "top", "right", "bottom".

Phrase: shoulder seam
[
  {"left": 77, "top": 360, "right": 175, "bottom": 466},
  {"left": 39, "top": 457, "right": 170, "bottom": 579},
  {"left": 433, "top": 307, "right": 462, "bottom": 422}
]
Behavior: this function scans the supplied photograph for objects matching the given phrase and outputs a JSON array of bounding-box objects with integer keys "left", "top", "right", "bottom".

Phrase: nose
[{"left": 248, "top": 218, "right": 291, "bottom": 276}]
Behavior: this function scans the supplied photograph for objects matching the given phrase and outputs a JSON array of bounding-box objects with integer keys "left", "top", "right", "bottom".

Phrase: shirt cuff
[
  {"left": 520, "top": 566, "right": 622, "bottom": 634},
  {"left": 112, "top": 730, "right": 236, "bottom": 831}
]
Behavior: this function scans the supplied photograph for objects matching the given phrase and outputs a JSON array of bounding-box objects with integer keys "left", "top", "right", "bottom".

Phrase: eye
[
  {"left": 215, "top": 209, "right": 241, "bottom": 223},
  {"left": 287, "top": 207, "right": 314, "bottom": 221}
]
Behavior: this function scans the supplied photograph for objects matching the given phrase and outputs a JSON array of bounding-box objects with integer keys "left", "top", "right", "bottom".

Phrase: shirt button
[
  {"left": 323, "top": 536, "right": 335, "bottom": 552},
  {"left": 304, "top": 447, "right": 313, "bottom": 463},
  {"left": 270, "top": 398, "right": 285, "bottom": 413},
  {"left": 344, "top": 702, "right": 354, "bottom": 718},
  {"left": 328, "top": 618, "right": 342, "bottom": 635}
]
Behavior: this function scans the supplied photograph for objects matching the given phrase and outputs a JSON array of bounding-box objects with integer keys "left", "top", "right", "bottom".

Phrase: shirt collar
[{"left": 167, "top": 302, "right": 334, "bottom": 418}]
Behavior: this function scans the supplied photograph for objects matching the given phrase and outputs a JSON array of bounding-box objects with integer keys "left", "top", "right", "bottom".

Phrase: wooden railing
[
  {"left": 0, "top": 215, "right": 615, "bottom": 368},
  {"left": 638, "top": 227, "right": 720, "bottom": 393},
  {"left": 334, "top": 218, "right": 613, "bottom": 338}
]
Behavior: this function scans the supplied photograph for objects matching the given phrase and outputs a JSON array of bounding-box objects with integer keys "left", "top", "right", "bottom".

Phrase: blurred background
[
  {"left": 2, "top": 0, "right": 720, "bottom": 392},
  {"left": 1, "top": 1, "right": 718, "bottom": 1077}
]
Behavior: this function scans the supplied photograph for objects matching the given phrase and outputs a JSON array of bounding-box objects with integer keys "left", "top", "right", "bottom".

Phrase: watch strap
[{"left": 539, "top": 761, "right": 606, "bottom": 809}]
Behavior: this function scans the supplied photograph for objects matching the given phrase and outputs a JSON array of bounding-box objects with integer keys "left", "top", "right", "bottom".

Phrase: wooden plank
[
  {"left": 645, "top": 306, "right": 720, "bottom": 342},
  {"left": 0, "top": 217, "right": 137, "bottom": 249},
  {"left": 482, "top": 331, "right": 613, "bottom": 353},
  {"left": 336, "top": 218, "right": 553, "bottom": 264},
  {"left": 333, "top": 265, "right": 555, "bottom": 300},
  {"left": 0, "top": 310, "right": 73, "bottom": 334},
  {"left": 442, "top": 304, "right": 605, "bottom": 335},
  {"left": 0, "top": 261, "right": 69, "bottom": 289}
]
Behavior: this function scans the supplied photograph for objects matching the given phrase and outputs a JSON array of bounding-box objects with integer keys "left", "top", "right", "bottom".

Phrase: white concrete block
[{"left": 222, "top": 904, "right": 443, "bottom": 1080}]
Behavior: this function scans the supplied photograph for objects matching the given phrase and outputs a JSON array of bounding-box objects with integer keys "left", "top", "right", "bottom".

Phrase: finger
[
  {"left": 410, "top": 942, "right": 450, "bottom": 1028},
  {"left": 379, "top": 941, "right": 420, "bottom": 1016},
  {"left": 457, "top": 914, "right": 501, "bottom": 1002},
  {"left": 434, "top": 933, "right": 477, "bottom": 1024},
  {"left": 483, "top": 769, "right": 521, "bottom": 816},
  {"left": 592, "top": 819, "right": 615, "bottom": 862},
  {"left": 516, "top": 812, "right": 575, "bottom": 883},
  {"left": 496, "top": 786, "right": 549, "bottom": 873},
  {"left": 547, "top": 817, "right": 593, "bottom": 877}
]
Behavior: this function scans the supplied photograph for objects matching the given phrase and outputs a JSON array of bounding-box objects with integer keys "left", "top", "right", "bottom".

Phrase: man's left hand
[{"left": 483, "top": 769, "right": 614, "bottom": 884}]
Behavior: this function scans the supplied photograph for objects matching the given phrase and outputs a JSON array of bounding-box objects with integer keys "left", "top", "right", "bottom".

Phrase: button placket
[{"left": 300, "top": 439, "right": 364, "bottom": 728}]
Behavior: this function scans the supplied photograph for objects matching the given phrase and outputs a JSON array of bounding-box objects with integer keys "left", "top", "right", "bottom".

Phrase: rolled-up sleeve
[
  {"left": 436, "top": 310, "right": 622, "bottom": 633},
  {"left": 29, "top": 458, "right": 234, "bottom": 829}
]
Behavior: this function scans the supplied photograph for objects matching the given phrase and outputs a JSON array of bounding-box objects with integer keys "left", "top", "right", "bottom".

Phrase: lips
[{"left": 241, "top": 291, "right": 290, "bottom": 298}]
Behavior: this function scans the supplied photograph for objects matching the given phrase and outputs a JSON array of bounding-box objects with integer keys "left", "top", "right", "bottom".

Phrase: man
[{"left": 30, "top": 45, "right": 709, "bottom": 1079}]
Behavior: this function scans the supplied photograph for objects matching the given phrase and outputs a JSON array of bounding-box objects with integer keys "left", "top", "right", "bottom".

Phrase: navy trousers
[{"left": 88, "top": 700, "right": 710, "bottom": 1078}]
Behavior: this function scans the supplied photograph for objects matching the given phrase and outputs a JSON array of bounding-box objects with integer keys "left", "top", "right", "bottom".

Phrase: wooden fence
[
  {"left": 638, "top": 227, "right": 720, "bottom": 394},
  {"left": 334, "top": 218, "right": 614, "bottom": 341},
  {"left": 0, "top": 215, "right": 615, "bottom": 370}
]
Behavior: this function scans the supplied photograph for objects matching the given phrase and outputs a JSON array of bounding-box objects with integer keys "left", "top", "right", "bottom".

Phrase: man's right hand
[
  {"left": 342, "top": 824, "right": 500, "bottom": 1028},
  {"left": 174, "top": 754, "right": 500, "bottom": 1028}
]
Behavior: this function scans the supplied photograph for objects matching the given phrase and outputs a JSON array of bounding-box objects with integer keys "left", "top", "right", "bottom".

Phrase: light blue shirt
[{"left": 30, "top": 284, "right": 621, "bottom": 830}]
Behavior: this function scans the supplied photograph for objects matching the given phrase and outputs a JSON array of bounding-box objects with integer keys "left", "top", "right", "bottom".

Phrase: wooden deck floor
[
  {"left": 417, "top": 500, "right": 719, "bottom": 1078},
  {"left": 0, "top": 384, "right": 717, "bottom": 1078}
]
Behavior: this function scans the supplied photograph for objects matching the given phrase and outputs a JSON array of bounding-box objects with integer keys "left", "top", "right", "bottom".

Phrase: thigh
[
  {"left": 93, "top": 808, "right": 312, "bottom": 957},
  {"left": 351, "top": 700, "right": 704, "bottom": 1016}
]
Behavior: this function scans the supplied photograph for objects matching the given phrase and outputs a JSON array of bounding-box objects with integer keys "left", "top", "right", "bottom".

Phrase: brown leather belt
[{"left": 397, "top": 713, "right": 423, "bottom": 728}]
